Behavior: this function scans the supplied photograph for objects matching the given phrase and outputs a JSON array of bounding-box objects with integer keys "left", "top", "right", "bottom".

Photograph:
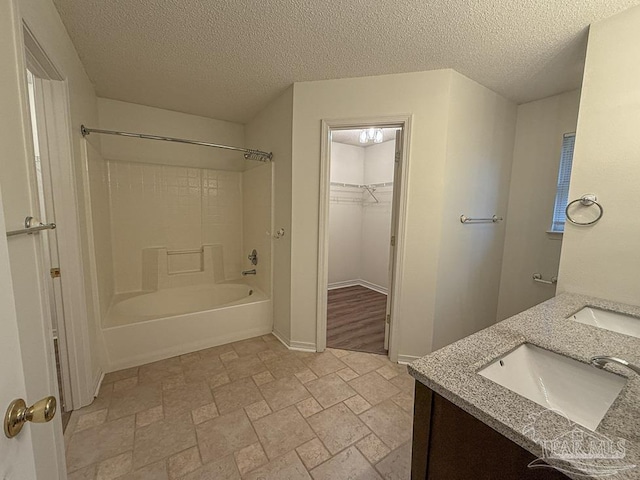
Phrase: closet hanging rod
[{"left": 80, "top": 125, "right": 273, "bottom": 162}]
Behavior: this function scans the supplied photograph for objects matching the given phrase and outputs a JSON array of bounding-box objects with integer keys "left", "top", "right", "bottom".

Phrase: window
[{"left": 550, "top": 133, "right": 576, "bottom": 233}]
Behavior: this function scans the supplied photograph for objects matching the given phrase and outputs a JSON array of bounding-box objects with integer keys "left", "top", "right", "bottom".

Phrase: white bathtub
[{"left": 101, "top": 282, "right": 272, "bottom": 370}]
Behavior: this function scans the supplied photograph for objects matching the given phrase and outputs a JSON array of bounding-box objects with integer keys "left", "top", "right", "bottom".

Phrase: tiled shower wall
[{"left": 107, "top": 160, "right": 243, "bottom": 294}]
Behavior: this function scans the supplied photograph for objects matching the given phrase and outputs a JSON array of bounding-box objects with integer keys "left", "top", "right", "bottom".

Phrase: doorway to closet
[{"left": 322, "top": 125, "right": 403, "bottom": 355}]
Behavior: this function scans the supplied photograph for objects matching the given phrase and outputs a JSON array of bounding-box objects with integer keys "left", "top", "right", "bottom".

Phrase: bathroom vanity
[
  {"left": 408, "top": 293, "right": 640, "bottom": 480},
  {"left": 412, "top": 383, "right": 568, "bottom": 479}
]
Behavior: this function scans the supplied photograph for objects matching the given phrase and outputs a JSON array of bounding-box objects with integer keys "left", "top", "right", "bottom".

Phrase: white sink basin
[
  {"left": 570, "top": 307, "right": 640, "bottom": 339},
  {"left": 478, "top": 344, "right": 625, "bottom": 431}
]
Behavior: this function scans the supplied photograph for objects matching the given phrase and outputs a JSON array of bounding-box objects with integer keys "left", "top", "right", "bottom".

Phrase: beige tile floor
[{"left": 64, "top": 334, "right": 414, "bottom": 480}]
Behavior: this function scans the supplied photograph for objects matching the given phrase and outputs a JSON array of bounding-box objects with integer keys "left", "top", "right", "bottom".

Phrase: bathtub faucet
[{"left": 242, "top": 269, "right": 257, "bottom": 276}]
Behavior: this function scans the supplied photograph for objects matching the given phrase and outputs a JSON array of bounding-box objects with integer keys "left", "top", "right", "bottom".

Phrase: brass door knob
[{"left": 4, "top": 396, "right": 57, "bottom": 438}]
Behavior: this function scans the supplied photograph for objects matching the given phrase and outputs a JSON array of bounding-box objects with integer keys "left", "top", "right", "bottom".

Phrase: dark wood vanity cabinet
[{"left": 411, "top": 382, "right": 568, "bottom": 479}]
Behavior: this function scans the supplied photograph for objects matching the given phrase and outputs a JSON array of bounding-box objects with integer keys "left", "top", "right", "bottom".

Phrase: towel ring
[{"left": 565, "top": 194, "right": 603, "bottom": 226}]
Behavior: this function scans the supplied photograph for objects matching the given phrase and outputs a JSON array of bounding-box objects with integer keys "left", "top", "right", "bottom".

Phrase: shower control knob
[{"left": 248, "top": 249, "right": 258, "bottom": 266}]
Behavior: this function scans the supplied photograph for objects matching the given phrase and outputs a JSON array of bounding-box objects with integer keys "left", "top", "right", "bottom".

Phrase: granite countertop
[{"left": 408, "top": 293, "right": 640, "bottom": 479}]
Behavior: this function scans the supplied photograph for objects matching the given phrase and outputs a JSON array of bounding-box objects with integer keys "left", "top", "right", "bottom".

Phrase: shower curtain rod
[{"left": 80, "top": 125, "right": 273, "bottom": 162}]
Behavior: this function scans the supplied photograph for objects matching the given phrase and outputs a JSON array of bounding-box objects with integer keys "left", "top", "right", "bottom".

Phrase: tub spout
[{"left": 242, "top": 269, "right": 257, "bottom": 276}]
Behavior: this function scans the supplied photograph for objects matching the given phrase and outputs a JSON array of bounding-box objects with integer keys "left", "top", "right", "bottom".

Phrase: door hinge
[
  {"left": 394, "top": 152, "right": 401, "bottom": 163},
  {"left": 390, "top": 235, "right": 396, "bottom": 247},
  {"left": 50, "top": 267, "right": 61, "bottom": 278},
  {"left": 386, "top": 314, "right": 391, "bottom": 324}
]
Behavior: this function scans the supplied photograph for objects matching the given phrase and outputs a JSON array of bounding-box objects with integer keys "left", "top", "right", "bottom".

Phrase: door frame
[
  {"left": 22, "top": 22, "right": 97, "bottom": 410},
  {"left": 316, "top": 115, "right": 412, "bottom": 362},
  {"left": 28, "top": 71, "right": 75, "bottom": 415}
]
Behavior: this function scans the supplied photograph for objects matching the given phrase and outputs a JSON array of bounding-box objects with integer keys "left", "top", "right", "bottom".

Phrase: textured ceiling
[
  {"left": 53, "top": 0, "right": 640, "bottom": 123},
  {"left": 332, "top": 128, "right": 399, "bottom": 147}
]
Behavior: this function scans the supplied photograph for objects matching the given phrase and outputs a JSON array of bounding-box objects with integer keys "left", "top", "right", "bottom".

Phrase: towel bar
[
  {"left": 460, "top": 215, "right": 503, "bottom": 224},
  {"left": 533, "top": 273, "right": 557, "bottom": 285},
  {"left": 6, "top": 216, "right": 56, "bottom": 237}
]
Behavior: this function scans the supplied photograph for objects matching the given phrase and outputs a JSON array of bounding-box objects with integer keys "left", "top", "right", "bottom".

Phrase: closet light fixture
[{"left": 359, "top": 128, "right": 384, "bottom": 144}]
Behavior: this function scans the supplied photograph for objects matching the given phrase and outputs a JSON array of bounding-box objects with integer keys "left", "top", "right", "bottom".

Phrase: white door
[
  {"left": 384, "top": 129, "right": 403, "bottom": 350},
  {"left": 0, "top": 198, "right": 39, "bottom": 480},
  {"left": 0, "top": 2, "right": 66, "bottom": 477}
]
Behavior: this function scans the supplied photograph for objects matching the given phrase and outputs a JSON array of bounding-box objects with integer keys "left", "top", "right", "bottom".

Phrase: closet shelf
[
  {"left": 330, "top": 181, "right": 393, "bottom": 189},
  {"left": 330, "top": 181, "right": 393, "bottom": 204}
]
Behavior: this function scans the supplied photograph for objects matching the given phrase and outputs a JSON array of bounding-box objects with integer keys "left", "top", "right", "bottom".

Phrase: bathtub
[{"left": 101, "top": 282, "right": 272, "bottom": 370}]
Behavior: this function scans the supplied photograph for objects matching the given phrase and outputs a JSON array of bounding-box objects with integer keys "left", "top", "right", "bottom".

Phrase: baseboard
[
  {"left": 357, "top": 280, "right": 388, "bottom": 295},
  {"left": 288, "top": 340, "right": 317, "bottom": 352},
  {"left": 93, "top": 371, "right": 104, "bottom": 399},
  {"left": 328, "top": 279, "right": 388, "bottom": 295},
  {"left": 271, "top": 328, "right": 291, "bottom": 348},
  {"left": 272, "top": 328, "right": 317, "bottom": 352},
  {"left": 74, "top": 369, "right": 103, "bottom": 409},
  {"left": 328, "top": 280, "right": 360, "bottom": 290},
  {"left": 397, "top": 354, "right": 421, "bottom": 365}
]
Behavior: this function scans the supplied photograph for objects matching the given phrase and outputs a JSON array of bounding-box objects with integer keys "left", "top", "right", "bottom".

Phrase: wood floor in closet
[{"left": 327, "top": 285, "right": 388, "bottom": 355}]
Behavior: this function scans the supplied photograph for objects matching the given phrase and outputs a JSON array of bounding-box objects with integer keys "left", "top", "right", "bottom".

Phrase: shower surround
[
  {"left": 87, "top": 144, "right": 273, "bottom": 370},
  {"left": 108, "top": 160, "right": 244, "bottom": 293}
]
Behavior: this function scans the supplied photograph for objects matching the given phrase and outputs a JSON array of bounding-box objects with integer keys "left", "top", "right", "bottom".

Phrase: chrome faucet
[
  {"left": 242, "top": 269, "right": 256, "bottom": 276},
  {"left": 590, "top": 356, "right": 640, "bottom": 375}
]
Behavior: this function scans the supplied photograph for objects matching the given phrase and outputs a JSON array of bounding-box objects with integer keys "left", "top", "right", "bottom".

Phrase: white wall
[
  {"left": 329, "top": 142, "right": 365, "bottom": 285},
  {"left": 557, "top": 5, "right": 640, "bottom": 305},
  {"left": 107, "top": 160, "right": 243, "bottom": 294},
  {"left": 364, "top": 140, "right": 395, "bottom": 184},
  {"left": 497, "top": 90, "right": 580, "bottom": 320},
  {"left": 97, "top": 98, "right": 246, "bottom": 170},
  {"left": 360, "top": 193, "right": 393, "bottom": 290},
  {"left": 330, "top": 142, "right": 365, "bottom": 183},
  {"left": 361, "top": 141, "right": 395, "bottom": 290},
  {"left": 431, "top": 72, "right": 517, "bottom": 351},
  {"left": 245, "top": 87, "right": 293, "bottom": 344},
  {"left": 328, "top": 199, "right": 363, "bottom": 285},
  {"left": 290, "top": 70, "right": 515, "bottom": 359},
  {"left": 242, "top": 163, "right": 272, "bottom": 295},
  {"left": 291, "top": 70, "right": 453, "bottom": 358}
]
